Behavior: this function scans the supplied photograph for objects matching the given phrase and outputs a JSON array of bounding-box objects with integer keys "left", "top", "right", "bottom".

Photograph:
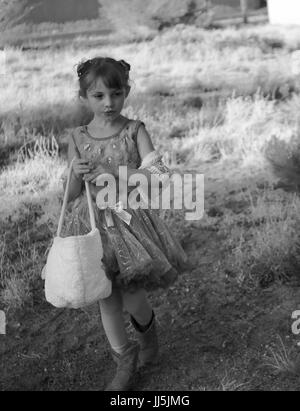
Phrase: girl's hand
[
  {"left": 72, "top": 158, "right": 92, "bottom": 179},
  {"left": 83, "top": 163, "right": 117, "bottom": 184}
]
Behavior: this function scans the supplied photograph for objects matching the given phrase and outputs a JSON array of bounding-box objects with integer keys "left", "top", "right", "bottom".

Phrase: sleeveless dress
[{"left": 62, "top": 118, "right": 188, "bottom": 292}]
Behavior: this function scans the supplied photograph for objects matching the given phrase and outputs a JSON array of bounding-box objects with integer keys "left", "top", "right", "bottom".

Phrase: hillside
[
  {"left": 2, "top": 0, "right": 268, "bottom": 48},
  {"left": 22, "top": 0, "right": 265, "bottom": 24}
]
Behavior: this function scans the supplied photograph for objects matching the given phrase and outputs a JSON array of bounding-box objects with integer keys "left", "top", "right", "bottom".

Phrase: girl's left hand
[{"left": 83, "top": 163, "right": 117, "bottom": 184}]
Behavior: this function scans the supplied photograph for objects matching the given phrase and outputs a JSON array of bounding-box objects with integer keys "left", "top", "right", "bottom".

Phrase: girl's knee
[
  {"left": 99, "top": 288, "right": 122, "bottom": 315},
  {"left": 121, "top": 288, "right": 149, "bottom": 313},
  {"left": 122, "top": 288, "right": 147, "bottom": 301}
]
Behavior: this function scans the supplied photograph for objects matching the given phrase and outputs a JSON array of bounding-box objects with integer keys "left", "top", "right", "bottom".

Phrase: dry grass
[
  {"left": 219, "top": 371, "right": 248, "bottom": 391},
  {"left": 222, "top": 189, "right": 300, "bottom": 286},
  {"left": 0, "top": 153, "right": 64, "bottom": 223},
  {"left": 263, "top": 335, "right": 299, "bottom": 375},
  {"left": 0, "top": 219, "right": 45, "bottom": 310}
]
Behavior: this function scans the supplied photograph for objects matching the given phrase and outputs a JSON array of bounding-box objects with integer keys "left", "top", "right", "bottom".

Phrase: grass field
[{"left": 1, "top": 21, "right": 300, "bottom": 391}]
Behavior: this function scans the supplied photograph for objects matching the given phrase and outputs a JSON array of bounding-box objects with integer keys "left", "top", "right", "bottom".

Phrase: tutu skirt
[{"left": 61, "top": 193, "right": 188, "bottom": 292}]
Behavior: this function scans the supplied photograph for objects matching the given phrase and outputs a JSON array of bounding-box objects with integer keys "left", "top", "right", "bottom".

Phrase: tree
[
  {"left": 240, "top": 0, "right": 248, "bottom": 24},
  {"left": 0, "top": 0, "right": 34, "bottom": 31}
]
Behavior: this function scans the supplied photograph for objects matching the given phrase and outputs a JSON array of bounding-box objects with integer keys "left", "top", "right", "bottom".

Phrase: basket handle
[{"left": 57, "top": 157, "right": 96, "bottom": 237}]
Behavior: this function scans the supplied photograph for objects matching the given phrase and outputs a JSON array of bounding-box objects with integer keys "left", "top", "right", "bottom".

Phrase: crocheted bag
[{"left": 42, "top": 158, "right": 112, "bottom": 308}]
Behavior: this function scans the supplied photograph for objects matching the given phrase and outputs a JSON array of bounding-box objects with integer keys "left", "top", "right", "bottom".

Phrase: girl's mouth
[{"left": 104, "top": 111, "right": 115, "bottom": 115}]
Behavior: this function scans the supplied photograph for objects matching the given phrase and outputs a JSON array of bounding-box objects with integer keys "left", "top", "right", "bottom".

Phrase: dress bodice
[{"left": 71, "top": 119, "right": 143, "bottom": 170}]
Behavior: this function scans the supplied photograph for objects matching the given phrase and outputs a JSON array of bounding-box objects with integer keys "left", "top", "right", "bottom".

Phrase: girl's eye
[{"left": 94, "top": 91, "right": 122, "bottom": 99}]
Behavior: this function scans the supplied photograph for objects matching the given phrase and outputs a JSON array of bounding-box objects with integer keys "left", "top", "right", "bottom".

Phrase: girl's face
[{"left": 83, "top": 77, "right": 129, "bottom": 122}]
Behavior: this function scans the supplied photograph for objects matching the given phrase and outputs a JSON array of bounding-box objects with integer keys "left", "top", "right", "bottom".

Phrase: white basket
[{"left": 42, "top": 158, "right": 112, "bottom": 308}]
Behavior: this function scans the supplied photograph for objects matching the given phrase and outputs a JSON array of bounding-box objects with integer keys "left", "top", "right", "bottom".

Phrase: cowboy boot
[
  {"left": 105, "top": 341, "right": 139, "bottom": 391},
  {"left": 130, "top": 311, "right": 159, "bottom": 368}
]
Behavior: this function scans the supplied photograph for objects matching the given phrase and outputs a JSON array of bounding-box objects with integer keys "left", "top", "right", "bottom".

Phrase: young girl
[{"left": 63, "top": 57, "right": 188, "bottom": 391}]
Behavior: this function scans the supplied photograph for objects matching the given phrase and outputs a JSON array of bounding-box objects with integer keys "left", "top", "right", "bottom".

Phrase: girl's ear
[{"left": 79, "top": 95, "right": 89, "bottom": 106}]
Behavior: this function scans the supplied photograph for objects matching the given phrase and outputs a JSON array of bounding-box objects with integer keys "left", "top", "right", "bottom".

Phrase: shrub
[{"left": 265, "top": 134, "right": 300, "bottom": 191}]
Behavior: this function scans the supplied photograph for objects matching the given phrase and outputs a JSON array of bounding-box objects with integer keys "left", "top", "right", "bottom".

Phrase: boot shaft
[
  {"left": 106, "top": 341, "right": 139, "bottom": 391},
  {"left": 130, "top": 311, "right": 159, "bottom": 367}
]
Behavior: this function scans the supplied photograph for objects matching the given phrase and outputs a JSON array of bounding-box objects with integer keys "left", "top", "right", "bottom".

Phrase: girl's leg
[
  {"left": 99, "top": 286, "right": 140, "bottom": 391},
  {"left": 121, "top": 288, "right": 153, "bottom": 327},
  {"left": 98, "top": 286, "right": 129, "bottom": 354},
  {"left": 122, "top": 288, "right": 158, "bottom": 367}
]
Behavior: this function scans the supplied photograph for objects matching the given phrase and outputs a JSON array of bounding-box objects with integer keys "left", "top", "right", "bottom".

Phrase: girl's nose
[{"left": 104, "top": 95, "right": 112, "bottom": 108}]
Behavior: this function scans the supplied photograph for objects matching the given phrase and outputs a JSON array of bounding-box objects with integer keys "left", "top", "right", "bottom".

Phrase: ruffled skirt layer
[{"left": 62, "top": 196, "right": 188, "bottom": 292}]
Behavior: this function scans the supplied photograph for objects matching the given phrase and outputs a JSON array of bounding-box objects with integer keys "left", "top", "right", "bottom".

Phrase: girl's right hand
[{"left": 72, "top": 158, "right": 91, "bottom": 179}]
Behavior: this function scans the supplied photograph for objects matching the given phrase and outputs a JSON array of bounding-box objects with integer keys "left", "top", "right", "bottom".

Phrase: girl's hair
[{"left": 76, "top": 57, "right": 131, "bottom": 98}]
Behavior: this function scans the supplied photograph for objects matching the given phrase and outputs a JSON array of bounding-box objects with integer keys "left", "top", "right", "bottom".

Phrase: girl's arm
[
  {"left": 120, "top": 124, "right": 157, "bottom": 182},
  {"left": 64, "top": 133, "right": 84, "bottom": 203},
  {"left": 112, "top": 124, "right": 155, "bottom": 201},
  {"left": 119, "top": 124, "right": 170, "bottom": 205},
  {"left": 136, "top": 123, "right": 155, "bottom": 163}
]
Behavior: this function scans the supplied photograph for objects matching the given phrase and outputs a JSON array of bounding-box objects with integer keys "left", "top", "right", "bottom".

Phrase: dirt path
[{"left": 1, "top": 174, "right": 300, "bottom": 391}]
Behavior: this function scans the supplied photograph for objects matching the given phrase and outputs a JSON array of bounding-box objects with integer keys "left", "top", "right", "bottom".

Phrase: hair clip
[
  {"left": 118, "top": 60, "right": 131, "bottom": 72},
  {"left": 77, "top": 59, "right": 93, "bottom": 79}
]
